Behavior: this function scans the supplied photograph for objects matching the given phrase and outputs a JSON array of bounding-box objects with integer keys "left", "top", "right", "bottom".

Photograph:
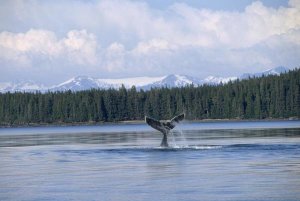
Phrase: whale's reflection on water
[{"left": 0, "top": 122, "right": 300, "bottom": 201}]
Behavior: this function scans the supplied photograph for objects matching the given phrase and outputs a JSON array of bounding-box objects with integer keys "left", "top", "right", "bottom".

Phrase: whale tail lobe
[{"left": 145, "top": 113, "right": 185, "bottom": 147}]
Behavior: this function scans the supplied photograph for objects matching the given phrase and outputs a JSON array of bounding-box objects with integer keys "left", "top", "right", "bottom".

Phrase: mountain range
[{"left": 0, "top": 66, "right": 289, "bottom": 93}]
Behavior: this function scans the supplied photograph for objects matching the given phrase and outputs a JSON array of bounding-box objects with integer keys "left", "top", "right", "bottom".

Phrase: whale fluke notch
[{"left": 145, "top": 113, "right": 185, "bottom": 147}]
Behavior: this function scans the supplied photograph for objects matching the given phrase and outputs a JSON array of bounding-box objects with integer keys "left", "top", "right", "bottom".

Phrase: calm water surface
[{"left": 0, "top": 121, "right": 300, "bottom": 201}]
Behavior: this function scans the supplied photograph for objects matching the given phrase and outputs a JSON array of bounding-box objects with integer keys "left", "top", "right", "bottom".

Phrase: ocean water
[{"left": 0, "top": 121, "right": 300, "bottom": 201}]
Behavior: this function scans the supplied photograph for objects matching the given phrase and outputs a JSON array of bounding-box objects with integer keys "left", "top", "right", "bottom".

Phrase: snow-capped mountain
[
  {"left": 0, "top": 80, "right": 46, "bottom": 93},
  {"left": 49, "top": 74, "right": 199, "bottom": 92},
  {"left": 240, "top": 66, "right": 289, "bottom": 79},
  {"left": 203, "top": 76, "right": 238, "bottom": 85},
  {"left": 0, "top": 66, "right": 291, "bottom": 93},
  {"left": 49, "top": 75, "right": 168, "bottom": 91},
  {"left": 50, "top": 76, "right": 114, "bottom": 92},
  {"left": 140, "top": 74, "right": 202, "bottom": 90},
  {"left": 99, "top": 75, "right": 166, "bottom": 89}
]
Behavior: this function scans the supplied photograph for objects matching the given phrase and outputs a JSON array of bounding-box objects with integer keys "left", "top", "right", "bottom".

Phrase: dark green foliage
[{"left": 0, "top": 68, "right": 299, "bottom": 126}]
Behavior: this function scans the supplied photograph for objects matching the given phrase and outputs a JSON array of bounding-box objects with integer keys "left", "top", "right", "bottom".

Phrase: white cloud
[
  {"left": 62, "top": 30, "right": 98, "bottom": 65},
  {"left": 289, "top": 0, "right": 300, "bottom": 8},
  {"left": 168, "top": 1, "right": 300, "bottom": 48},
  {"left": 0, "top": 29, "right": 98, "bottom": 66},
  {"left": 0, "top": 29, "right": 57, "bottom": 53},
  {"left": 104, "top": 42, "right": 125, "bottom": 71},
  {"left": 133, "top": 39, "right": 175, "bottom": 54},
  {"left": 0, "top": 0, "right": 300, "bottom": 83}
]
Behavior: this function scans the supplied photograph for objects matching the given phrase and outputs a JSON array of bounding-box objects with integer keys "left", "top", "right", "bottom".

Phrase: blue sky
[{"left": 0, "top": 0, "right": 299, "bottom": 85}]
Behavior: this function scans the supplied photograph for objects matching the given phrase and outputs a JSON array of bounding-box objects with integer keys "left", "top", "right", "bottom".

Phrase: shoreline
[{"left": 0, "top": 117, "right": 299, "bottom": 128}]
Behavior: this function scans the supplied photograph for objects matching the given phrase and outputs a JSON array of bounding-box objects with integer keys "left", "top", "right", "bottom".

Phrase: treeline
[{"left": 0, "top": 68, "right": 299, "bottom": 126}]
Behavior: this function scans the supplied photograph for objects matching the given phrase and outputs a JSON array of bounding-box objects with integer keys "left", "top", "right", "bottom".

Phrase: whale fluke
[{"left": 145, "top": 113, "right": 185, "bottom": 147}]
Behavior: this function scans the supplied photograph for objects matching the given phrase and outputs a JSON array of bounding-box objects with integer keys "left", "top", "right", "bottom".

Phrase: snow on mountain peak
[
  {"left": 139, "top": 74, "right": 201, "bottom": 90},
  {"left": 0, "top": 66, "right": 291, "bottom": 93},
  {"left": 203, "top": 76, "right": 237, "bottom": 84},
  {"left": 240, "top": 66, "right": 289, "bottom": 79},
  {"left": 263, "top": 66, "right": 288, "bottom": 75},
  {"left": 174, "top": 74, "right": 194, "bottom": 85},
  {"left": 99, "top": 75, "right": 167, "bottom": 88},
  {"left": 0, "top": 80, "right": 45, "bottom": 93},
  {"left": 51, "top": 76, "right": 101, "bottom": 91}
]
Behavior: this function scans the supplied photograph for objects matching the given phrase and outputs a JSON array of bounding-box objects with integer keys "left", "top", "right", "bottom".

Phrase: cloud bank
[{"left": 0, "top": 0, "right": 299, "bottom": 84}]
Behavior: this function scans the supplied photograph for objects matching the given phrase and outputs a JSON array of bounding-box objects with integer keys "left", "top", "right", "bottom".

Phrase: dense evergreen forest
[{"left": 0, "top": 68, "right": 299, "bottom": 126}]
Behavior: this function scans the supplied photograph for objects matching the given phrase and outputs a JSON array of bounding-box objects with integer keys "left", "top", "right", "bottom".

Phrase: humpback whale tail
[{"left": 145, "top": 113, "right": 185, "bottom": 147}]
